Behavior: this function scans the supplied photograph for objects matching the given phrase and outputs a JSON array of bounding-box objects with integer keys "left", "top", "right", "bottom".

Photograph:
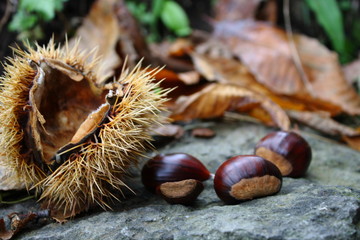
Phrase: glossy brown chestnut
[
  {"left": 254, "top": 131, "right": 312, "bottom": 177},
  {"left": 214, "top": 155, "right": 282, "bottom": 204},
  {"left": 141, "top": 153, "right": 211, "bottom": 192},
  {"left": 156, "top": 179, "right": 204, "bottom": 205}
]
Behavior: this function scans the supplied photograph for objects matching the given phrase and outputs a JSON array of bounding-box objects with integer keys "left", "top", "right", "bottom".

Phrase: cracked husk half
[{"left": 0, "top": 40, "right": 167, "bottom": 221}]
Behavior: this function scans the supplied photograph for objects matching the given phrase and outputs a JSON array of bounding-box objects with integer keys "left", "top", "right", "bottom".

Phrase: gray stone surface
[{"left": 1, "top": 120, "right": 360, "bottom": 239}]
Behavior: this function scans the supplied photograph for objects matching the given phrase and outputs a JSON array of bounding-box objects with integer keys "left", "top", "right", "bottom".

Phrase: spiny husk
[
  {"left": 0, "top": 39, "right": 97, "bottom": 189},
  {"left": 38, "top": 66, "right": 167, "bottom": 219},
  {"left": 0, "top": 39, "right": 167, "bottom": 220}
]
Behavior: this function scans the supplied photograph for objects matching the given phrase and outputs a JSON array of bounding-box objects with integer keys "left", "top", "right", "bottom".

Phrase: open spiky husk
[
  {"left": 0, "top": 40, "right": 167, "bottom": 220},
  {"left": 38, "top": 66, "right": 167, "bottom": 220}
]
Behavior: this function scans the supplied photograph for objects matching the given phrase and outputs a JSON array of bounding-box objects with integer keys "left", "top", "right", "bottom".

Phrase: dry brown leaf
[
  {"left": 178, "top": 71, "right": 201, "bottom": 85},
  {"left": 170, "top": 83, "right": 290, "bottom": 130},
  {"left": 192, "top": 128, "right": 216, "bottom": 138},
  {"left": 114, "top": 0, "right": 153, "bottom": 65},
  {"left": 297, "top": 36, "right": 360, "bottom": 115},
  {"left": 149, "top": 67, "right": 180, "bottom": 82},
  {"left": 213, "top": 20, "right": 360, "bottom": 115},
  {"left": 70, "top": 0, "right": 151, "bottom": 84},
  {"left": 343, "top": 57, "right": 360, "bottom": 84},
  {"left": 214, "top": 0, "right": 262, "bottom": 21},
  {"left": 151, "top": 124, "right": 185, "bottom": 139},
  {"left": 342, "top": 135, "right": 360, "bottom": 151},
  {"left": 149, "top": 42, "right": 194, "bottom": 72},
  {"left": 148, "top": 67, "right": 205, "bottom": 107},
  {"left": 190, "top": 52, "right": 342, "bottom": 113},
  {"left": 69, "top": 0, "right": 121, "bottom": 83},
  {"left": 168, "top": 38, "right": 194, "bottom": 57},
  {"left": 0, "top": 212, "right": 39, "bottom": 240},
  {"left": 287, "top": 110, "right": 360, "bottom": 137}
]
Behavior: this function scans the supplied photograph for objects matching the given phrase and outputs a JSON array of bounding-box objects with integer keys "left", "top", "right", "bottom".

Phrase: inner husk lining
[{"left": 30, "top": 60, "right": 105, "bottom": 163}]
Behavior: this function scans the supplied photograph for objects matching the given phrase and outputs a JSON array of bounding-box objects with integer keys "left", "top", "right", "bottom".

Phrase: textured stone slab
[
  {"left": 1, "top": 121, "right": 359, "bottom": 239},
  {"left": 15, "top": 179, "right": 360, "bottom": 240}
]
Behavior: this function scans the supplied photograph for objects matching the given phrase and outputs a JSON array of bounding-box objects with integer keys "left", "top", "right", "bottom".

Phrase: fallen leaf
[
  {"left": 342, "top": 135, "right": 360, "bottom": 151},
  {"left": 192, "top": 128, "right": 216, "bottom": 138},
  {"left": 343, "top": 57, "right": 360, "bottom": 84},
  {"left": 150, "top": 124, "right": 185, "bottom": 148},
  {"left": 170, "top": 83, "right": 290, "bottom": 130},
  {"left": 149, "top": 67, "right": 180, "bottom": 82},
  {"left": 114, "top": 0, "right": 153, "bottom": 65},
  {"left": 70, "top": 0, "right": 151, "bottom": 84},
  {"left": 148, "top": 67, "right": 205, "bottom": 107},
  {"left": 178, "top": 71, "right": 201, "bottom": 85},
  {"left": 69, "top": 0, "right": 121, "bottom": 84},
  {"left": 190, "top": 52, "right": 341, "bottom": 113},
  {"left": 168, "top": 38, "right": 194, "bottom": 57},
  {"left": 0, "top": 219, "right": 12, "bottom": 240},
  {"left": 213, "top": 20, "right": 360, "bottom": 115},
  {"left": 151, "top": 124, "right": 185, "bottom": 139},
  {"left": 287, "top": 110, "right": 360, "bottom": 136},
  {"left": 0, "top": 211, "right": 45, "bottom": 240},
  {"left": 214, "top": 0, "right": 262, "bottom": 21},
  {"left": 149, "top": 42, "right": 194, "bottom": 72}
]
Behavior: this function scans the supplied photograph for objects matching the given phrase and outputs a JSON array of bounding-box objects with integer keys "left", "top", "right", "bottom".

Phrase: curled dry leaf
[
  {"left": 168, "top": 38, "right": 194, "bottom": 57},
  {"left": 178, "top": 71, "right": 201, "bottom": 85},
  {"left": 151, "top": 124, "right": 185, "bottom": 139},
  {"left": 0, "top": 212, "right": 41, "bottom": 240},
  {"left": 342, "top": 135, "right": 360, "bottom": 151},
  {"left": 191, "top": 52, "right": 302, "bottom": 108},
  {"left": 69, "top": 0, "right": 121, "bottom": 83},
  {"left": 213, "top": 20, "right": 360, "bottom": 115},
  {"left": 190, "top": 52, "right": 341, "bottom": 113},
  {"left": 149, "top": 41, "right": 194, "bottom": 73},
  {"left": 170, "top": 83, "right": 290, "bottom": 130},
  {"left": 214, "top": 0, "right": 263, "bottom": 21},
  {"left": 70, "top": 0, "right": 151, "bottom": 84},
  {"left": 191, "top": 128, "right": 216, "bottom": 138},
  {"left": 343, "top": 57, "right": 360, "bottom": 84},
  {"left": 287, "top": 110, "right": 360, "bottom": 137}
]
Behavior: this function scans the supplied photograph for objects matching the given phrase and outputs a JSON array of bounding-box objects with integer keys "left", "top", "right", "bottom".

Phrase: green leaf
[
  {"left": 8, "top": 10, "right": 37, "bottom": 32},
  {"left": 305, "top": 0, "right": 346, "bottom": 55},
  {"left": 160, "top": 0, "right": 191, "bottom": 37},
  {"left": 152, "top": 0, "right": 165, "bottom": 23},
  {"left": 20, "top": 0, "right": 67, "bottom": 20}
]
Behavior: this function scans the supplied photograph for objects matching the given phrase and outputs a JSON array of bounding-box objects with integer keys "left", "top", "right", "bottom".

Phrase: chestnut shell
[
  {"left": 214, "top": 155, "right": 282, "bottom": 204},
  {"left": 255, "top": 131, "right": 312, "bottom": 177},
  {"left": 141, "top": 153, "right": 211, "bottom": 192}
]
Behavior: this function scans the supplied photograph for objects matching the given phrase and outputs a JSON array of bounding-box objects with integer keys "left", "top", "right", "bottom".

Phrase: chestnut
[
  {"left": 156, "top": 179, "right": 204, "bottom": 205},
  {"left": 214, "top": 155, "right": 282, "bottom": 204},
  {"left": 254, "top": 131, "right": 312, "bottom": 177},
  {"left": 141, "top": 153, "right": 211, "bottom": 192}
]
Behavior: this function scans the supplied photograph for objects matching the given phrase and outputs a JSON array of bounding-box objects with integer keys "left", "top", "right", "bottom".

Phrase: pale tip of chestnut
[
  {"left": 254, "top": 131, "right": 312, "bottom": 177},
  {"left": 156, "top": 179, "right": 204, "bottom": 205},
  {"left": 214, "top": 155, "right": 282, "bottom": 204}
]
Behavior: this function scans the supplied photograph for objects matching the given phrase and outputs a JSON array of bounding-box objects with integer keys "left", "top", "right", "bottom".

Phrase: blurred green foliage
[
  {"left": 125, "top": 0, "right": 191, "bottom": 42},
  {"left": 305, "top": 0, "right": 360, "bottom": 64},
  {"left": 8, "top": 0, "right": 68, "bottom": 41}
]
